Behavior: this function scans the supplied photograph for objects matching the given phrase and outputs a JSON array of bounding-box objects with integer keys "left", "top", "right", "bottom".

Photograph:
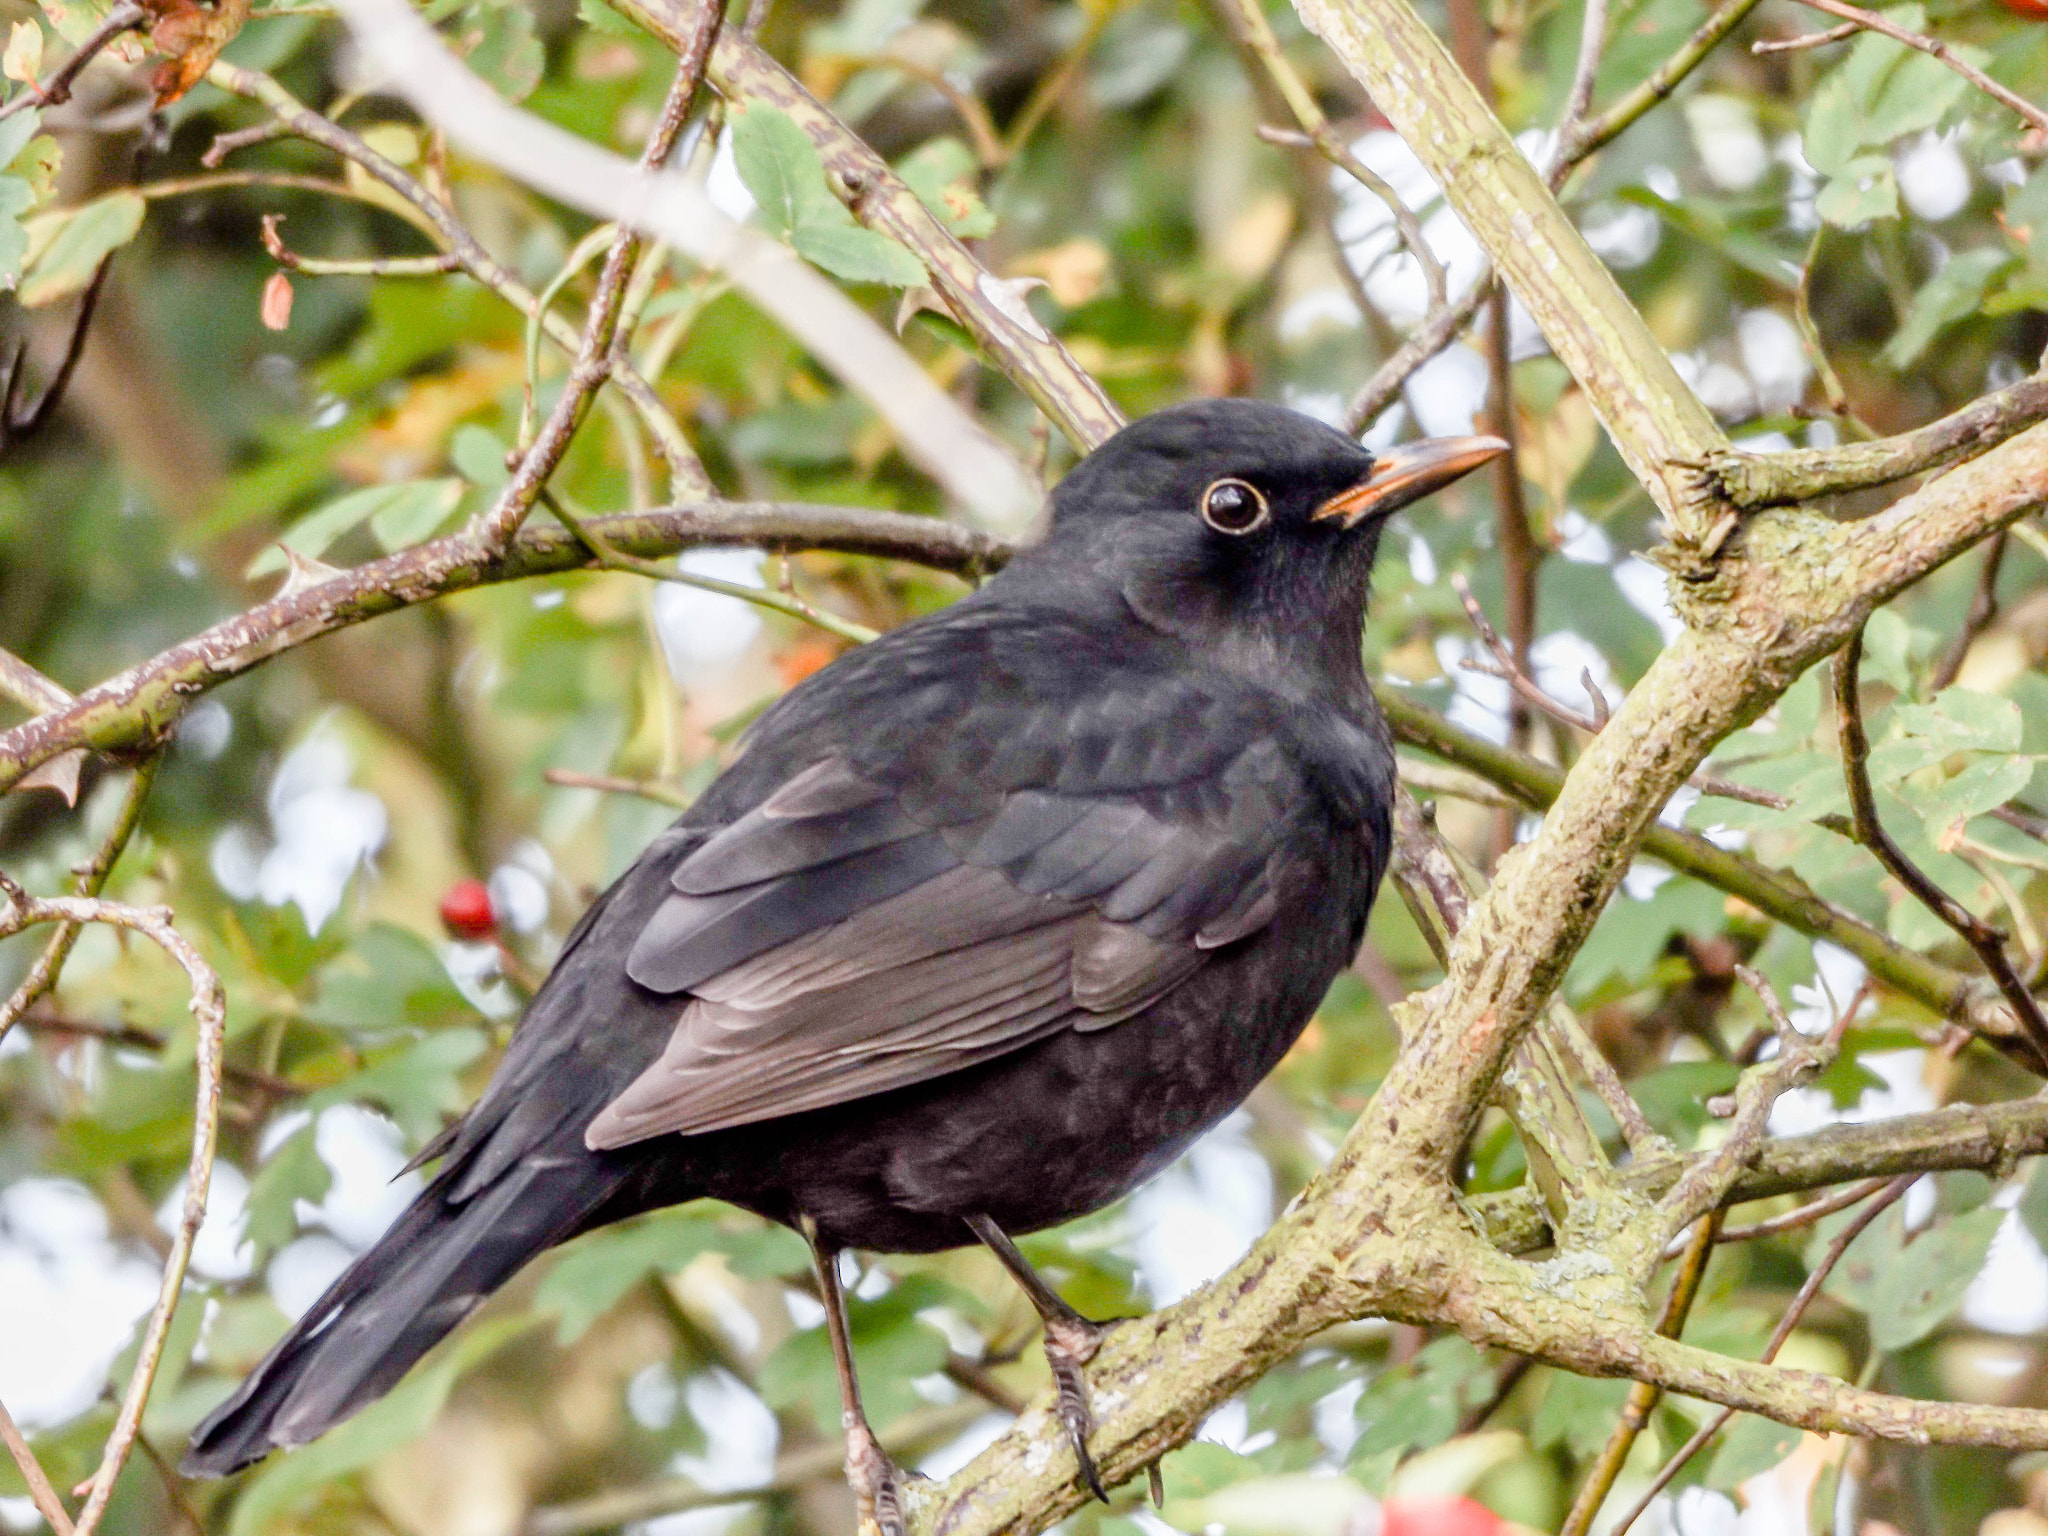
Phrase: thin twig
[
  {"left": 208, "top": 63, "right": 717, "bottom": 504},
  {"left": 1786, "top": 0, "right": 2048, "bottom": 136},
  {"left": 1752, "top": 21, "right": 1859, "bottom": 53},
  {"left": 1610, "top": 1174, "right": 1917, "bottom": 1536},
  {"left": 543, "top": 492, "right": 877, "bottom": 643},
  {"left": 0, "top": 254, "right": 110, "bottom": 453},
  {"left": 1662, "top": 1176, "right": 1892, "bottom": 1260},
  {"left": 1233, "top": 0, "right": 1445, "bottom": 311},
  {"left": 259, "top": 213, "right": 459, "bottom": 276},
  {"left": 302, "top": 16, "right": 1044, "bottom": 527},
  {"left": 0, "top": 1, "right": 148, "bottom": 122},
  {"left": 524, "top": 1400, "right": 989, "bottom": 1535},
  {"left": 0, "top": 646, "right": 70, "bottom": 714},
  {"left": 1655, "top": 966, "right": 1835, "bottom": 1233},
  {"left": 474, "top": 3, "right": 721, "bottom": 553},
  {"left": 1345, "top": 280, "right": 1490, "bottom": 430},
  {"left": 1558, "top": 0, "right": 1610, "bottom": 142},
  {"left": 542, "top": 768, "right": 692, "bottom": 806},
  {"left": 0, "top": 758, "right": 160, "bottom": 1050},
  {"left": 1833, "top": 627, "right": 2048, "bottom": 1072},
  {"left": 1560, "top": 1210, "right": 1722, "bottom": 1536},
  {"left": 0, "top": 1394, "right": 74, "bottom": 1534},
  {"left": 0, "top": 884, "right": 225, "bottom": 1536},
  {"left": 1929, "top": 529, "right": 2007, "bottom": 692},
  {"left": 22, "top": 1013, "right": 301, "bottom": 1098}
]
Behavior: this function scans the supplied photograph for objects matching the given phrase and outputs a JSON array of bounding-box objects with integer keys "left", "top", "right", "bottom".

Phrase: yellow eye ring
[{"left": 1200, "top": 477, "right": 1269, "bottom": 535}]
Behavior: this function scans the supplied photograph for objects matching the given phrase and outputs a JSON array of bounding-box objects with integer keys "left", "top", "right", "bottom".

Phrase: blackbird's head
[{"left": 1038, "top": 400, "right": 1505, "bottom": 694}]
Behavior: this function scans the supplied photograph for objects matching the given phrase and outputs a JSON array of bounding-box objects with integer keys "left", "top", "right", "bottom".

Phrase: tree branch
[
  {"left": 1292, "top": 0, "right": 1728, "bottom": 541},
  {"left": 0, "top": 502, "right": 1006, "bottom": 794},
  {"left": 1709, "top": 375, "right": 2048, "bottom": 508}
]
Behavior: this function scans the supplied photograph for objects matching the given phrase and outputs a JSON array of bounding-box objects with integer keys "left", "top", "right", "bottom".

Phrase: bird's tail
[{"left": 182, "top": 1142, "right": 629, "bottom": 1477}]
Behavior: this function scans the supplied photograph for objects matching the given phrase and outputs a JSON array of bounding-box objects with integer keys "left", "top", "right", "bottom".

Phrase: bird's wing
[{"left": 584, "top": 695, "right": 1331, "bottom": 1148}]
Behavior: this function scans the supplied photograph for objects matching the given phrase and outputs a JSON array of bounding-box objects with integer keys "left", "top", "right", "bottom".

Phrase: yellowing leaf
[
  {"left": 18, "top": 188, "right": 143, "bottom": 305},
  {"left": 3, "top": 21, "right": 43, "bottom": 85}
]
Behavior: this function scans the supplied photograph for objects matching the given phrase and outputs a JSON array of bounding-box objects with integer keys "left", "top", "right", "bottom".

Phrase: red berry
[
  {"left": 438, "top": 879, "right": 497, "bottom": 940},
  {"left": 1382, "top": 1497, "right": 1503, "bottom": 1536}
]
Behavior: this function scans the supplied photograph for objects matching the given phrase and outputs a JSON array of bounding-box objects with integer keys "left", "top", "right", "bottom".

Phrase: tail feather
[{"left": 182, "top": 1148, "right": 628, "bottom": 1477}]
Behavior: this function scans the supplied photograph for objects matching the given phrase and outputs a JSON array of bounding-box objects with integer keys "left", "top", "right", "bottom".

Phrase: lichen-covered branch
[{"left": 1710, "top": 374, "right": 2048, "bottom": 507}]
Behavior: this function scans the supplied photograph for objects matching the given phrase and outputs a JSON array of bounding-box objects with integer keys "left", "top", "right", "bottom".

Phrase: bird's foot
[
  {"left": 844, "top": 1413, "right": 914, "bottom": 1536},
  {"left": 1043, "top": 1312, "right": 1115, "bottom": 1503}
]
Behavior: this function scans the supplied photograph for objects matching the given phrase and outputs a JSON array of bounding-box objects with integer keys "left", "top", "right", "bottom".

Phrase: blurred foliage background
[{"left": 2, "top": 0, "right": 2048, "bottom": 1532}]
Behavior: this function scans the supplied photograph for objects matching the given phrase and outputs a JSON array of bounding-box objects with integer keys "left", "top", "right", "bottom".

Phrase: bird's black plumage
[{"left": 184, "top": 399, "right": 1503, "bottom": 1488}]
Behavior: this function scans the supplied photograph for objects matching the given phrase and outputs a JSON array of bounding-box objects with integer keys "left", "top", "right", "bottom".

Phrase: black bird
[{"left": 184, "top": 399, "right": 1504, "bottom": 1526}]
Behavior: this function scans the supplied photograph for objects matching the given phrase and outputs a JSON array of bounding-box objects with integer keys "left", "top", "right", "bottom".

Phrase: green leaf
[
  {"left": 18, "top": 188, "right": 143, "bottom": 305},
  {"left": 1881, "top": 249, "right": 2017, "bottom": 368},
  {"left": 306, "top": 922, "right": 476, "bottom": 1033},
  {"left": 1802, "top": 72, "right": 1863, "bottom": 177},
  {"left": 1864, "top": 48, "right": 1971, "bottom": 143},
  {"left": 0, "top": 178, "right": 35, "bottom": 290},
  {"left": 1569, "top": 876, "right": 1727, "bottom": 995},
  {"left": 535, "top": 1207, "right": 723, "bottom": 1342},
  {"left": 452, "top": 422, "right": 512, "bottom": 492},
  {"left": 759, "top": 1275, "right": 951, "bottom": 1428},
  {"left": 1869, "top": 1204, "right": 2003, "bottom": 1351},
  {"left": 1352, "top": 1336, "right": 1492, "bottom": 1459},
  {"left": 0, "top": 109, "right": 44, "bottom": 173},
  {"left": 242, "top": 1123, "right": 333, "bottom": 1250},
  {"left": 226, "top": 1316, "right": 535, "bottom": 1536},
  {"left": 896, "top": 136, "right": 996, "bottom": 237},
  {"left": 1531, "top": 1370, "right": 1633, "bottom": 1458},
  {"left": 1891, "top": 687, "right": 2024, "bottom": 759},
  {"left": 1815, "top": 159, "right": 1898, "bottom": 230},
  {"left": 1917, "top": 754, "right": 2035, "bottom": 844},
  {"left": 1706, "top": 1414, "right": 1802, "bottom": 1488},
  {"left": 368, "top": 476, "right": 465, "bottom": 552},
  {"left": 453, "top": 0, "right": 543, "bottom": 101},
  {"left": 730, "top": 103, "right": 839, "bottom": 238},
  {"left": 1614, "top": 185, "right": 1799, "bottom": 288},
  {"left": 302, "top": 1028, "right": 487, "bottom": 1143},
  {"left": 791, "top": 222, "right": 927, "bottom": 287},
  {"left": 247, "top": 478, "right": 464, "bottom": 577}
]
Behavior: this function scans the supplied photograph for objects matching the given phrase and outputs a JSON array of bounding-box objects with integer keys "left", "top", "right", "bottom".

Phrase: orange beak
[{"left": 1313, "top": 435, "right": 1509, "bottom": 526}]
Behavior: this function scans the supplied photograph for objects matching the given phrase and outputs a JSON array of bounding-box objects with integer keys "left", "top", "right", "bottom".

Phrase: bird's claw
[
  {"left": 1044, "top": 1313, "right": 1114, "bottom": 1503},
  {"left": 845, "top": 1414, "right": 913, "bottom": 1536}
]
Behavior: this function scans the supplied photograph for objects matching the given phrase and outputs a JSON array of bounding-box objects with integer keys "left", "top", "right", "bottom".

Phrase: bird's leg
[
  {"left": 802, "top": 1218, "right": 910, "bottom": 1536},
  {"left": 966, "top": 1213, "right": 1114, "bottom": 1503}
]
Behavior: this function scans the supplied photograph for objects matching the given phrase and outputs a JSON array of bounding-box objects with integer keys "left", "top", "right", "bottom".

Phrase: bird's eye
[{"left": 1200, "top": 477, "right": 1269, "bottom": 535}]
